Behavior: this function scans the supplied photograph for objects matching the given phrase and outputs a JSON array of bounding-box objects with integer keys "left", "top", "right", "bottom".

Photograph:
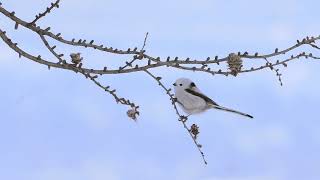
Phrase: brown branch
[
  {"left": 29, "top": 0, "right": 61, "bottom": 25},
  {"left": 1, "top": 4, "right": 319, "bottom": 77},
  {"left": 240, "top": 52, "right": 319, "bottom": 73},
  {"left": 144, "top": 69, "right": 207, "bottom": 165},
  {"left": 38, "top": 33, "right": 138, "bottom": 108},
  {"left": 0, "top": 29, "right": 137, "bottom": 112},
  {"left": 0, "top": 1, "right": 320, "bottom": 164},
  {"left": 141, "top": 32, "right": 149, "bottom": 51},
  {"left": 0, "top": 5, "right": 140, "bottom": 55}
]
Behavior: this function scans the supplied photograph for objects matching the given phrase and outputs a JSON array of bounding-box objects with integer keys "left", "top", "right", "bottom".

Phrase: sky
[{"left": 0, "top": 0, "right": 320, "bottom": 180}]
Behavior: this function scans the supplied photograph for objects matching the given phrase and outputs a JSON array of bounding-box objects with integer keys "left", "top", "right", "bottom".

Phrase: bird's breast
[{"left": 176, "top": 90, "right": 207, "bottom": 114}]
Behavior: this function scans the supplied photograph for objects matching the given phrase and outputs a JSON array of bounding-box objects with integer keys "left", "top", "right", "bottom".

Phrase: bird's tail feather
[{"left": 209, "top": 105, "right": 253, "bottom": 119}]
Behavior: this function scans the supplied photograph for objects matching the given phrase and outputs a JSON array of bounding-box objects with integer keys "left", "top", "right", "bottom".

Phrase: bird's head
[{"left": 173, "top": 78, "right": 196, "bottom": 91}]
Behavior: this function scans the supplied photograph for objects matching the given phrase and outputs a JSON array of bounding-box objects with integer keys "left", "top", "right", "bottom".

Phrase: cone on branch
[
  {"left": 70, "top": 53, "right": 83, "bottom": 64},
  {"left": 227, "top": 53, "right": 243, "bottom": 76}
]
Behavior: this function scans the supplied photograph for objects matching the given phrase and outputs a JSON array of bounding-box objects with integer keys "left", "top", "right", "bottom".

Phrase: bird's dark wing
[{"left": 185, "top": 88, "right": 219, "bottom": 106}]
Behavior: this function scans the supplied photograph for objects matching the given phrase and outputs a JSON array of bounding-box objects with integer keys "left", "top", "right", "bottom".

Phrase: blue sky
[{"left": 0, "top": 0, "right": 319, "bottom": 179}]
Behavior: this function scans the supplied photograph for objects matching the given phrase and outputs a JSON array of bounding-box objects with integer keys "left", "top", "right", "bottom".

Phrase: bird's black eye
[
  {"left": 190, "top": 82, "right": 196, "bottom": 87},
  {"left": 179, "top": 84, "right": 183, "bottom": 86}
]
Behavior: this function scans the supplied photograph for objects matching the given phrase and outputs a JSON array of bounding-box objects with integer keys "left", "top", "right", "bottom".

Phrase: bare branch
[
  {"left": 29, "top": 0, "right": 61, "bottom": 25},
  {"left": 141, "top": 32, "right": 149, "bottom": 51},
  {"left": 0, "top": 29, "right": 137, "bottom": 113},
  {"left": 0, "top": 1, "right": 319, "bottom": 164},
  {"left": 144, "top": 69, "right": 207, "bottom": 165}
]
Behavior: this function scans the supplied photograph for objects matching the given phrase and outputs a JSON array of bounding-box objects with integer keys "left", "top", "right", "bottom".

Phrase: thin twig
[
  {"left": 144, "top": 69, "right": 207, "bottom": 164},
  {"left": 141, "top": 32, "right": 149, "bottom": 51},
  {"left": 0, "top": 1, "right": 320, "bottom": 165},
  {"left": 29, "top": 0, "right": 61, "bottom": 25}
]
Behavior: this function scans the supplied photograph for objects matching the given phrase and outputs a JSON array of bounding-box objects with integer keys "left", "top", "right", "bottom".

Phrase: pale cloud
[
  {"left": 0, "top": 46, "right": 16, "bottom": 65},
  {"left": 1, "top": 1, "right": 320, "bottom": 180},
  {"left": 29, "top": 158, "right": 169, "bottom": 180},
  {"left": 30, "top": 165, "right": 120, "bottom": 180},
  {"left": 268, "top": 24, "right": 296, "bottom": 43},
  {"left": 273, "top": 62, "right": 312, "bottom": 97},
  {"left": 71, "top": 102, "right": 113, "bottom": 130},
  {"left": 234, "top": 124, "right": 292, "bottom": 153},
  {"left": 205, "top": 175, "right": 283, "bottom": 180}
]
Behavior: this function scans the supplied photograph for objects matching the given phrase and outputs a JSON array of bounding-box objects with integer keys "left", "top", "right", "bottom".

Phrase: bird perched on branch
[{"left": 173, "top": 78, "right": 253, "bottom": 118}]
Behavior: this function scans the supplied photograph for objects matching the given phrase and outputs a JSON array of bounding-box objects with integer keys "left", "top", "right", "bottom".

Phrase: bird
[{"left": 173, "top": 78, "right": 253, "bottom": 118}]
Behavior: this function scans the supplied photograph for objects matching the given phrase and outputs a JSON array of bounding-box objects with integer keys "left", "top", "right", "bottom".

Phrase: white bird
[{"left": 173, "top": 78, "right": 253, "bottom": 118}]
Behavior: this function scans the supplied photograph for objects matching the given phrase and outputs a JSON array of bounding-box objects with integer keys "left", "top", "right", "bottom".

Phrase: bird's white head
[{"left": 173, "top": 78, "right": 195, "bottom": 92}]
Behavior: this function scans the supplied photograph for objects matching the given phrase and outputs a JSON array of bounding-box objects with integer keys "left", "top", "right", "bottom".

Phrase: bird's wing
[
  {"left": 185, "top": 88, "right": 219, "bottom": 106},
  {"left": 185, "top": 87, "right": 253, "bottom": 119}
]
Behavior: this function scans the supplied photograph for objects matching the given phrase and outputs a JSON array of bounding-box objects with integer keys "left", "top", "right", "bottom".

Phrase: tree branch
[
  {"left": 29, "top": 0, "right": 61, "bottom": 25},
  {"left": 0, "top": 0, "right": 319, "bottom": 164},
  {"left": 144, "top": 69, "right": 207, "bottom": 164}
]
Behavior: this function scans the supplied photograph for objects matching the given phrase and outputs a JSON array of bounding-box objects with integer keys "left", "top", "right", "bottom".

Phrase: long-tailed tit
[{"left": 173, "top": 78, "right": 253, "bottom": 118}]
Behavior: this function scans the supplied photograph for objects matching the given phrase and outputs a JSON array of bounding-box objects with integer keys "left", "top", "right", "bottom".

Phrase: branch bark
[{"left": 0, "top": 1, "right": 319, "bottom": 164}]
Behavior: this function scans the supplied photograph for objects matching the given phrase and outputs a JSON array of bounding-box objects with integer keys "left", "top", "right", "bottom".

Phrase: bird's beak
[{"left": 173, "top": 83, "right": 176, "bottom": 86}]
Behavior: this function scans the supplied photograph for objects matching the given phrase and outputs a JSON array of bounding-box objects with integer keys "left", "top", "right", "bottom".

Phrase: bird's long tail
[{"left": 209, "top": 105, "right": 253, "bottom": 119}]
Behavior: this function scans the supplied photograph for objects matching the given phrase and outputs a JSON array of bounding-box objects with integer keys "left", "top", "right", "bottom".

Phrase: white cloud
[
  {"left": 29, "top": 158, "right": 170, "bottom": 180},
  {"left": 234, "top": 124, "right": 292, "bottom": 154},
  {"left": 0, "top": 46, "right": 16, "bottom": 65},
  {"left": 268, "top": 24, "right": 296, "bottom": 43},
  {"left": 30, "top": 165, "right": 120, "bottom": 180},
  {"left": 273, "top": 62, "right": 312, "bottom": 97},
  {"left": 205, "top": 175, "right": 283, "bottom": 180}
]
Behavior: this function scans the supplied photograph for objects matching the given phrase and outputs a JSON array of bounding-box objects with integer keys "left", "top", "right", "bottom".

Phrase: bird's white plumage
[
  {"left": 173, "top": 78, "right": 253, "bottom": 118},
  {"left": 174, "top": 78, "right": 207, "bottom": 114}
]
